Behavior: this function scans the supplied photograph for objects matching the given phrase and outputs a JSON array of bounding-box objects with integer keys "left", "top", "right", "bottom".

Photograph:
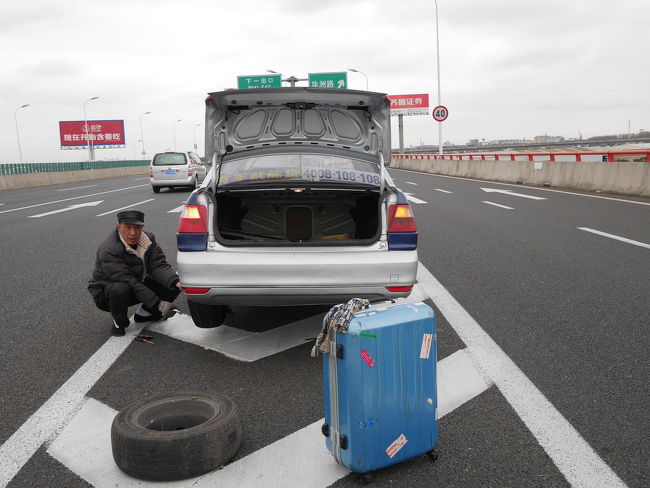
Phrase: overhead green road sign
[
  {"left": 308, "top": 72, "right": 348, "bottom": 89},
  {"left": 237, "top": 74, "right": 282, "bottom": 89}
]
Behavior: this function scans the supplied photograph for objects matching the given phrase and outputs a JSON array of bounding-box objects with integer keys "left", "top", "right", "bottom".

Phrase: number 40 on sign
[{"left": 432, "top": 105, "right": 448, "bottom": 122}]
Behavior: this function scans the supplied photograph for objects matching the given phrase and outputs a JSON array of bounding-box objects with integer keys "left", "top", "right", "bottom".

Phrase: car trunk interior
[{"left": 214, "top": 189, "right": 381, "bottom": 246}]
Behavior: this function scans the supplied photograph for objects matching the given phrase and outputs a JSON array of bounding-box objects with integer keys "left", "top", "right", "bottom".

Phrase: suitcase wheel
[
  {"left": 426, "top": 448, "right": 439, "bottom": 462},
  {"left": 356, "top": 472, "right": 374, "bottom": 485}
]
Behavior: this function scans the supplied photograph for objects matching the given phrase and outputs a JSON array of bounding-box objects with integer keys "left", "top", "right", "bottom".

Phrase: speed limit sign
[{"left": 432, "top": 105, "right": 449, "bottom": 122}]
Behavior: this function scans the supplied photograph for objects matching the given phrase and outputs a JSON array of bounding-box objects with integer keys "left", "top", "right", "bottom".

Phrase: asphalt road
[{"left": 0, "top": 172, "right": 647, "bottom": 487}]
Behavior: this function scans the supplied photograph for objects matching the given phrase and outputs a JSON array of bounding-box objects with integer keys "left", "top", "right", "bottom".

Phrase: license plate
[{"left": 164, "top": 170, "right": 176, "bottom": 175}]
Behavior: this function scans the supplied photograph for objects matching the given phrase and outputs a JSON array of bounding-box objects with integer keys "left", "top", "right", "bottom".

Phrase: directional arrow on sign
[
  {"left": 28, "top": 201, "right": 104, "bottom": 218},
  {"left": 480, "top": 188, "right": 547, "bottom": 200}
]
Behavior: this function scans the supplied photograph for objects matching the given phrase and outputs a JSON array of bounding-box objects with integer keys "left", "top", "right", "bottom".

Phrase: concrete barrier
[
  {"left": 389, "top": 156, "right": 650, "bottom": 197},
  {"left": 0, "top": 166, "right": 148, "bottom": 191}
]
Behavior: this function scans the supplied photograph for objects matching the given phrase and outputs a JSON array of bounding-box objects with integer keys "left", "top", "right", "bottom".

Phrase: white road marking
[
  {"left": 481, "top": 188, "right": 547, "bottom": 200},
  {"left": 0, "top": 184, "right": 148, "bottom": 215},
  {"left": 168, "top": 205, "right": 184, "bottom": 213},
  {"left": 406, "top": 181, "right": 418, "bottom": 185},
  {"left": 416, "top": 264, "right": 626, "bottom": 488},
  {"left": 47, "top": 348, "right": 489, "bottom": 488},
  {"left": 404, "top": 192, "right": 428, "bottom": 204},
  {"left": 27, "top": 200, "right": 103, "bottom": 218},
  {"left": 392, "top": 168, "right": 650, "bottom": 206},
  {"left": 57, "top": 184, "right": 98, "bottom": 191},
  {"left": 133, "top": 177, "right": 149, "bottom": 180},
  {"left": 0, "top": 324, "right": 146, "bottom": 488},
  {"left": 434, "top": 189, "right": 452, "bottom": 194},
  {"left": 96, "top": 199, "right": 155, "bottom": 217},
  {"left": 482, "top": 201, "right": 514, "bottom": 210},
  {"left": 578, "top": 227, "right": 650, "bottom": 249},
  {"left": 148, "top": 313, "right": 320, "bottom": 362}
]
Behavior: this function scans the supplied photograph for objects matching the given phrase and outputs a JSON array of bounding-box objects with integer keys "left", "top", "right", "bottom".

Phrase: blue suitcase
[{"left": 318, "top": 299, "right": 438, "bottom": 473}]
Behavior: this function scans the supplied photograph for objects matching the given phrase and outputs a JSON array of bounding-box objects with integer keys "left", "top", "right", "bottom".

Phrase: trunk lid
[{"left": 205, "top": 88, "right": 391, "bottom": 165}]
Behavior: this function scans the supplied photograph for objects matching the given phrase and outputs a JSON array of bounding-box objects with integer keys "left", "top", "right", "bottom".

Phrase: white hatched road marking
[
  {"left": 96, "top": 199, "right": 155, "bottom": 217},
  {"left": 0, "top": 263, "right": 625, "bottom": 487},
  {"left": 46, "top": 348, "right": 491, "bottom": 487},
  {"left": 0, "top": 184, "right": 148, "bottom": 215},
  {"left": 578, "top": 227, "right": 650, "bottom": 249},
  {"left": 404, "top": 192, "right": 428, "bottom": 204},
  {"left": 0, "top": 324, "right": 146, "bottom": 488},
  {"left": 57, "top": 184, "right": 98, "bottom": 191},
  {"left": 416, "top": 264, "right": 626, "bottom": 488},
  {"left": 168, "top": 205, "right": 184, "bottom": 213},
  {"left": 482, "top": 201, "right": 514, "bottom": 210},
  {"left": 434, "top": 189, "right": 452, "bottom": 193}
]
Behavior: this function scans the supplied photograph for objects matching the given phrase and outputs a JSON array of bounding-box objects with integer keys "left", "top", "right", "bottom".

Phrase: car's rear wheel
[
  {"left": 188, "top": 300, "right": 227, "bottom": 328},
  {"left": 152, "top": 186, "right": 160, "bottom": 193}
]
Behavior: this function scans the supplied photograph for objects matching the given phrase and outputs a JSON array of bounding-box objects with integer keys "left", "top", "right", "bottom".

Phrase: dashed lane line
[
  {"left": 46, "top": 348, "right": 491, "bottom": 487},
  {"left": 96, "top": 199, "right": 156, "bottom": 217},
  {"left": 435, "top": 189, "right": 452, "bottom": 193},
  {"left": 57, "top": 184, "right": 98, "bottom": 192},
  {"left": 482, "top": 201, "right": 514, "bottom": 210},
  {"left": 0, "top": 184, "right": 149, "bottom": 215},
  {"left": 578, "top": 227, "right": 650, "bottom": 249},
  {"left": 416, "top": 264, "right": 626, "bottom": 488}
]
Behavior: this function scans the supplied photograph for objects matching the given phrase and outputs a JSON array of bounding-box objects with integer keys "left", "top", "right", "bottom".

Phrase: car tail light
[
  {"left": 388, "top": 204, "right": 417, "bottom": 233},
  {"left": 183, "top": 287, "right": 210, "bottom": 294},
  {"left": 188, "top": 171, "right": 193, "bottom": 176},
  {"left": 385, "top": 285, "right": 413, "bottom": 293},
  {"left": 178, "top": 205, "right": 207, "bottom": 233}
]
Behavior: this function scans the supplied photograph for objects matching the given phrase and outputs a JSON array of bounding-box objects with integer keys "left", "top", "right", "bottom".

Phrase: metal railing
[
  {"left": 392, "top": 150, "right": 650, "bottom": 163},
  {"left": 0, "top": 160, "right": 148, "bottom": 176}
]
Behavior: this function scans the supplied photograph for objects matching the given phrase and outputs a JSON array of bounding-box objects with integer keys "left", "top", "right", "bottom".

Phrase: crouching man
[{"left": 88, "top": 210, "right": 181, "bottom": 336}]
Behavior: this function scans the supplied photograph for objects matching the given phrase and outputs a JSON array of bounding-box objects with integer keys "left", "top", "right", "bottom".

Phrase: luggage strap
[{"left": 310, "top": 298, "right": 369, "bottom": 357}]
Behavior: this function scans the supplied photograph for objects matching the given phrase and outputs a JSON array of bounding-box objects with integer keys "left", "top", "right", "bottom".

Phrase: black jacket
[{"left": 88, "top": 229, "right": 178, "bottom": 309}]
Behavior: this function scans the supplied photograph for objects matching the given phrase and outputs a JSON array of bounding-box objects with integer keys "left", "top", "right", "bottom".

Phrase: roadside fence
[
  {"left": 0, "top": 160, "right": 148, "bottom": 176},
  {"left": 393, "top": 150, "right": 650, "bottom": 163}
]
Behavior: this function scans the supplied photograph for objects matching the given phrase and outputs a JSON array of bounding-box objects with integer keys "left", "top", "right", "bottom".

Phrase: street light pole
[
  {"left": 193, "top": 123, "right": 201, "bottom": 151},
  {"left": 14, "top": 104, "right": 29, "bottom": 164},
  {"left": 266, "top": 69, "right": 308, "bottom": 88},
  {"left": 173, "top": 119, "right": 182, "bottom": 151},
  {"left": 434, "top": 0, "right": 443, "bottom": 155},
  {"left": 347, "top": 68, "right": 368, "bottom": 90},
  {"left": 83, "top": 96, "right": 99, "bottom": 161},
  {"left": 139, "top": 111, "right": 151, "bottom": 159}
]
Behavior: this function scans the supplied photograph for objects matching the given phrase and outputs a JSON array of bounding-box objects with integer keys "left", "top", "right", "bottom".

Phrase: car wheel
[
  {"left": 111, "top": 391, "right": 242, "bottom": 481},
  {"left": 188, "top": 300, "right": 227, "bottom": 328},
  {"left": 152, "top": 186, "right": 160, "bottom": 193}
]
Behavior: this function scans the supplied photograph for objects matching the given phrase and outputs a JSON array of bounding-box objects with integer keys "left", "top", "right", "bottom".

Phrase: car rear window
[
  {"left": 219, "top": 154, "right": 380, "bottom": 187},
  {"left": 152, "top": 153, "right": 187, "bottom": 166}
]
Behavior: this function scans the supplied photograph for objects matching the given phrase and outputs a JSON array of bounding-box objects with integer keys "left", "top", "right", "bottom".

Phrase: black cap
[{"left": 117, "top": 210, "right": 145, "bottom": 226}]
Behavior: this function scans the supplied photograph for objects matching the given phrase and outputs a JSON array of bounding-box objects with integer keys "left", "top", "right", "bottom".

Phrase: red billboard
[
  {"left": 388, "top": 94, "right": 429, "bottom": 116},
  {"left": 59, "top": 120, "right": 125, "bottom": 148}
]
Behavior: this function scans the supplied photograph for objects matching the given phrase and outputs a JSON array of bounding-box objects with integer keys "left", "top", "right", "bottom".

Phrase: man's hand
[
  {"left": 176, "top": 282, "right": 182, "bottom": 290},
  {"left": 158, "top": 301, "right": 178, "bottom": 318}
]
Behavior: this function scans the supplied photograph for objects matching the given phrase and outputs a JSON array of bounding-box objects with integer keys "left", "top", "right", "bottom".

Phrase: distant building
[{"left": 534, "top": 135, "right": 566, "bottom": 143}]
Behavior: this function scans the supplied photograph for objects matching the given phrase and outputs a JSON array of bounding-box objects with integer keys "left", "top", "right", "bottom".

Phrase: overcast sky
[{"left": 1, "top": 0, "right": 648, "bottom": 163}]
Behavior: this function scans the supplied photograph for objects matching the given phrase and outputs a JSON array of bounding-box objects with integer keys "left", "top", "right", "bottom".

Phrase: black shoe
[
  {"left": 133, "top": 313, "right": 152, "bottom": 323},
  {"left": 111, "top": 325, "right": 126, "bottom": 336}
]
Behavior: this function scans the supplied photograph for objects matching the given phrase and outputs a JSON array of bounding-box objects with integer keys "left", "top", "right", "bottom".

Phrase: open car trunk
[{"left": 214, "top": 188, "right": 381, "bottom": 246}]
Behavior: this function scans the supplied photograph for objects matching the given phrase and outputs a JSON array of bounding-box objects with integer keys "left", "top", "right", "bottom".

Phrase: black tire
[
  {"left": 111, "top": 391, "right": 242, "bottom": 481},
  {"left": 188, "top": 300, "right": 227, "bottom": 328},
  {"left": 152, "top": 186, "right": 160, "bottom": 193}
]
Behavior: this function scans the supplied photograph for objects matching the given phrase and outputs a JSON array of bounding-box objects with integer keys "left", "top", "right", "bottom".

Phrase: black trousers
[{"left": 93, "top": 278, "right": 180, "bottom": 328}]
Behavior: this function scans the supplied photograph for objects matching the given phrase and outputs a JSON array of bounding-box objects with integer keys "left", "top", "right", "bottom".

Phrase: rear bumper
[
  {"left": 151, "top": 176, "right": 195, "bottom": 187},
  {"left": 177, "top": 246, "right": 418, "bottom": 306}
]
